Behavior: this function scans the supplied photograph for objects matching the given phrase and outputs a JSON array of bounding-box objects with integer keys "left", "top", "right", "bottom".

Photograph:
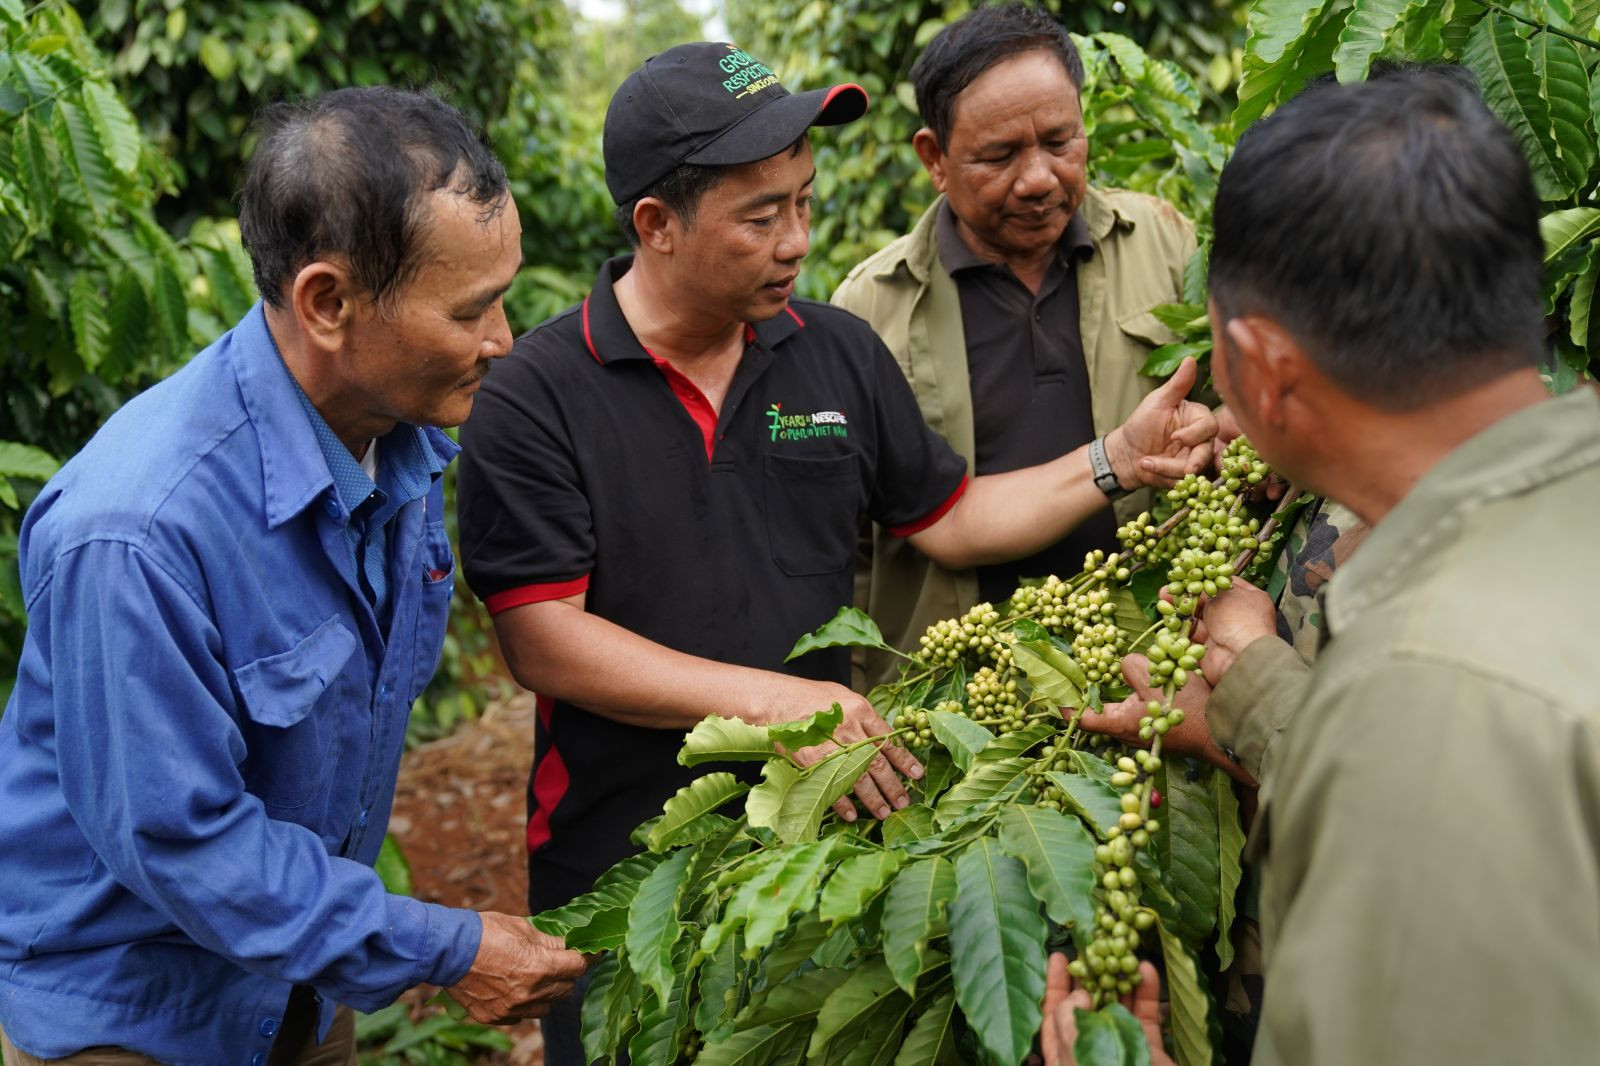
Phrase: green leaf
[
  {"left": 1569, "top": 244, "right": 1600, "bottom": 350},
  {"left": 625, "top": 848, "right": 693, "bottom": 1005},
  {"left": 629, "top": 942, "right": 694, "bottom": 1066},
  {"left": 680, "top": 715, "right": 777, "bottom": 766},
  {"left": 1072, "top": 1003, "right": 1153, "bottom": 1066},
  {"left": 1236, "top": 0, "right": 1345, "bottom": 128},
  {"left": 1156, "top": 916, "right": 1215, "bottom": 1066},
  {"left": 68, "top": 272, "right": 108, "bottom": 372},
  {"left": 1245, "top": 0, "right": 1333, "bottom": 67},
  {"left": 1159, "top": 765, "right": 1221, "bottom": 945},
  {"left": 198, "top": 243, "right": 256, "bottom": 326},
  {"left": 819, "top": 850, "right": 905, "bottom": 925},
  {"left": 893, "top": 988, "right": 960, "bottom": 1066},
  {"left": 0, "top": 441, "right": 60, "bottom": 482},
  {"left": 808, "top": 958, "right": 912, "bottom": 1064},
  {"left": 1541, "top": 207, "right": 1600, "bottom": 263},
  {"left": 1213, "top": 769, "right": 1246, "bottom": 971},
  {"left": 912, "top": 747, "right": 959, "bottom": 805},
  {"left": 696, "top": 931, "right": 743, "bottom": 1039},
  {"left": 151, "top": 259, "right": 188, "bottom": 352},
  {"left": 1139, "top": 340, "right": 1212, "bottom": 378},
  {"left": 1531, "top": 31, "right": 1595, "bottom": 193},
  {"left": 882, "top": 856, "right": 957, "bottom": 995},
  {"left": 54, "top": 99, "right": 116, "bottom": 217},
  {"left": 373, "top": 834, "right": 412, "bottom": 896},
  {"left": 582, "top": 951, "right": 639, "bottom": 1066},
  {"left": 532, "top": 854, "right": 662, "bottom": 948},
  {"left": 197, "top": 34, "right": 237, "bottom": 80},
  {"left": 756, "top": 915, "right": 834, "bottom": 990},
  {"left": 766, "top": 743, "right": 882, "bottom": 844},
  {"left": 746, "top": 757, "right": 802, "bottom": 832},
  {"left": 695, "top": 1022, "right": 811, "bottom": 1066},
  {"left": 12, "top": 114, "right": 53, "bottom": 230},
  {"left": 1012, "top": 640, "right": 1086, "bottom": 708},
  {"left": 740, "top": 966, "right": 853, "bottom": 1028},
  {"left": 786, "top": 605, "right": 892, "bottom": 661},
  {"left": 974, "top": 719, "right": 1058, "bottom": 764},
  {"left": 934, "top": 757, "right": 1032, "bottom": 828},
  {"left": 881, "top": 805, "right": 938, "bottom": 848},
  {"left": 1464, "top": 13, "right": 1568, "bottom": 200},
  {"left": 1332, "top": 0, "right": 1415, "bottom": 82},
  {"left": 925, "top": 707, "right": 994, "bottom": 772},
  {"left": 768, "top": 703, "right": 845, "bottom": 750},
  {"left": 948, "top": 839, "right": 1048, "bottom": 1066},
  {"left": 1148, "top": 301, "right": 1208, "bottom": 335},
  {"left": 702, "top": 839, "right": 838, "bottom": 959},
  {"left": 1046, "top": 770, "right": 1124, "bottom": 840},
  {"left": 104, "top": 269, "right": 149, "bottom": 378},
  {"left": 81, "top": 81, "right": 140, "bottom": 176},
  {"left": 648, "top": 772, "right": 748, "bottom": 852},
  {"left": 996, "top": 806, "right": 1098, "bottom": 946}
]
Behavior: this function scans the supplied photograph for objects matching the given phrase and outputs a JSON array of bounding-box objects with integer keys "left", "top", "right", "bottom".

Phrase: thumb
[{"left": 1153, "top": 356, "right": 1198, "bottom": 403}]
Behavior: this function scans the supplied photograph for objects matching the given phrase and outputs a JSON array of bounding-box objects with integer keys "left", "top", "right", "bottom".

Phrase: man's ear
[
  {"left": 289, "top": 261, "right": 356, "bottom": 355},
  {"left": 1222, "top": 315, "right": 1306, "bottom": 434},
  {"left": 912, "top": 128, "right": 947, "bottom": 193},
  {"left": 632, "top": 198, "right": 678, "bottom": 254}
]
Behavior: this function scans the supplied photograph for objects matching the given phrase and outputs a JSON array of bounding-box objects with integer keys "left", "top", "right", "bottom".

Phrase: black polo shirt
[
  {"left": 937, "top": 201, "right": 1118, "bottom": 604},
  {"left": 457, "top": 256, "right": 968, "bottom": 911}
]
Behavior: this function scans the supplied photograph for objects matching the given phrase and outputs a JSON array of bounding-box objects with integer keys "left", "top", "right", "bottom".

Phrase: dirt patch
[{"left": 387, "top": 692, "right": 543, "bottom": 1064}]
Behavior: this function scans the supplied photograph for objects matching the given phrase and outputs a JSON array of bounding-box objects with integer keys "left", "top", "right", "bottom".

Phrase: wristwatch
[{"left": 1089, "top": 435, "right": 1130, "bottom": 500}]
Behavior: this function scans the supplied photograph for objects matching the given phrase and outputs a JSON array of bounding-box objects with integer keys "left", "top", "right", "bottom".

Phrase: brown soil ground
[{"left": 387, "top": 692, "right": 544, "bottom": 1064}]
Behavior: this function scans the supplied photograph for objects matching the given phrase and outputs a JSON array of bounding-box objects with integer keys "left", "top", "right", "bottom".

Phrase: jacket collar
[
  {"left": 228, "top": 303, "right": 457, "bottom": 530},
  {"left": 878, "top": 186, "right": 1125, "bottom": 285}
]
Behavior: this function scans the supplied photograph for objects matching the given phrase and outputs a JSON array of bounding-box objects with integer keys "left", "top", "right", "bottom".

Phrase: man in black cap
[{"left": 455, "top": 43, "right": 1216, "bottom": 1063}]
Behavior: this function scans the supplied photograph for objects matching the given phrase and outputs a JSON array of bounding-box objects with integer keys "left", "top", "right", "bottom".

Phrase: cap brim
[{"left": 685, "top": 83, "right": 869, "bottom": 168}]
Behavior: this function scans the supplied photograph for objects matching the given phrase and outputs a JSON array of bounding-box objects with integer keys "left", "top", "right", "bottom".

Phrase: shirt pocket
[
  {"left": 411, "top": 520, "right": 456, "bottom": 703},
  {"left": 232, "top": 617, "right": 359, "bottom": 811},
  {"left": 763, "top": 453, "right": 859, "bottom": 577}
]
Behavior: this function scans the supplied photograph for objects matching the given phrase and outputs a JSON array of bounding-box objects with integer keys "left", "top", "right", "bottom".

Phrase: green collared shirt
[{"left": 1210, "top": 385, "right": 1600, "bottom": 1065}]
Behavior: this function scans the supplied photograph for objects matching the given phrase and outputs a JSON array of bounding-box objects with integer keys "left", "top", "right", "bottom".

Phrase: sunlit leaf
[
  {"left": 786, "top": 605, "right": 892, "bottom": 661},
  {"left": 818, "top": 849, "right": 905, "bottom": 925},
  {"left": 680, "top": 715, "right": 776, "bottom": 766},
  {"left": 1464, "top": 13, "right": 1567, "bottom": 199},
  {"left": 1156, "top": 916, "right": 1215, "bottom": 1066},
  {"left": 997, "top": 805, "right": 1098, "bottom": 947},
  {"left": 625, "top": 847, "right": 693, "bottom": 1005},
  {"left": 925, "top": 707, "right": 993, "bottom": 772},
  {"left": 648, "top": 772, "right": 748, "bottom": 852}
]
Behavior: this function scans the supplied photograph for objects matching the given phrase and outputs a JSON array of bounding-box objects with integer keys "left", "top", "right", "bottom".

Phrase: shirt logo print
[{"left": 768, "top": 402, "right": 849, "bottom": 442}]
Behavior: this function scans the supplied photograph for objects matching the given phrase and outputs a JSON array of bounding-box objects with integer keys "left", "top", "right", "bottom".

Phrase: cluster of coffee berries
[
  {"left": 966, "top": 666, "right": 1026, "bottom": 731},
  {"left": 1071, "top": 621, "right": 1126, "bottom": 687},
  {"left": 914, "top": 602, "right": 1002, "bottom": 670}
]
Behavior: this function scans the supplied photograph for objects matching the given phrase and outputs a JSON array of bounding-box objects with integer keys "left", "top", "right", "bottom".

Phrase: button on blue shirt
[{"left": 0, "top": 305, "right": 478, "bottom": 1064}]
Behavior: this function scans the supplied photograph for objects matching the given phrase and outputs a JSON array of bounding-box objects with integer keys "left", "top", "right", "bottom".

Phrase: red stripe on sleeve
[
  {"left": 888, "top": 474, "right": 969, "bottom": 538},
  {"left": 525, "top": 694, "right": 570, "bottom": 854},
  {"left": 483, "top": 575, "right": 590, "bottom": 615}
]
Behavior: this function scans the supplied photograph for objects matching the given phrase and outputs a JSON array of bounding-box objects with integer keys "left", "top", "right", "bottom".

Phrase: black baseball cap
[{"left": 603, "top": 42, "right": 868, "bottom": 204}]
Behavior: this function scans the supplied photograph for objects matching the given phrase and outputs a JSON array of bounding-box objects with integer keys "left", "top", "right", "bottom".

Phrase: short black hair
[
  {"left": 1210, "top": 67, "right": 1544, "bottom": 410},
  {"left": 612, "top": 134, "right": 808, "bottom": 246},
  {"left": 614, "top": 162, "right": 726, "bottom": 247},
  {"left": 911, "top": 3, "right": 1085, "bottom": 149},
  {"left": 239, "top": 86, "right": 508, "bottom": 314}
]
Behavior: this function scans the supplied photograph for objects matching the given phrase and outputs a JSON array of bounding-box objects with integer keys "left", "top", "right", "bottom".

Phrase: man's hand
[
  {"left": 1192, "top": 578, "right": 1277, "bottom": 683},
  {"left": 753, "top": 678, "right": 923, "bottom": 823},
  {"left": 1105, "top": 357, "right": 1217, "bottom": 490},
  {"left": 1041, "top": 953, "right": 1173, "bottom": 1066},
  {"left": 1079, "top": 655, "right": 1254, "bottom": 786},
  {"left": 447, "top": 913, "right": 588, "bottom": 1025}
]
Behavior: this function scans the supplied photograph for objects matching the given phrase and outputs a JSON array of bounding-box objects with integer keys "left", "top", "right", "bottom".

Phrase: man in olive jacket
[
  {"left": 832, "top": 5, "right": 1196, "bottom": 686},
  {"left": 1056, "top": 70, "right": 1600, "bottom": 1066}
]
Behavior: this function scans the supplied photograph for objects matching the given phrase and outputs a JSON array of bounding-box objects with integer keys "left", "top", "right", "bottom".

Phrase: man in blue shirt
[{"left": 0, "top": 88, "right": 585, "bottom": 1065}]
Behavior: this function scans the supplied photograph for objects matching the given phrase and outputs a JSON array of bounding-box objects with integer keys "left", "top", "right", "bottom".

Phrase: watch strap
[{"left": 1089, "top": 435, "right": 1129, "bottom": 500}]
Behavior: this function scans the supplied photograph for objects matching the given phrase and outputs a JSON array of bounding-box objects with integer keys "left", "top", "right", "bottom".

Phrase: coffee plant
[{"left": 532, "top": 440, "right": 1295, "bottom": 1066}]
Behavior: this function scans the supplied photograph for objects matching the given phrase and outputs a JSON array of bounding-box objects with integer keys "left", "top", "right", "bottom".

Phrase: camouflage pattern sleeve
[{"left": 1269, "top": 498, "right": 1370, "bottom": 665}]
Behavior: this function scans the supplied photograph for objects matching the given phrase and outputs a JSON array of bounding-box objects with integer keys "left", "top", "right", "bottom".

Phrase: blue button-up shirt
[{"left": 0, "top": 305, "right": 480, "bottom": 1064}]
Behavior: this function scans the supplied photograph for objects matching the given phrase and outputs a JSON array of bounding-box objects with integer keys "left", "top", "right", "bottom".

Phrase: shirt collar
[
  {"left": 228, "top": 302, "right": 456, "bottom": 529},
  {"left": 581, "top": 255, "right": 804, "bottom": 366},
  {"left": 934, "top": 199, "right": 1094, "bottom": 278},
  {"left": 1323, "top": 386, "right": 1600, "bottom": 636}
]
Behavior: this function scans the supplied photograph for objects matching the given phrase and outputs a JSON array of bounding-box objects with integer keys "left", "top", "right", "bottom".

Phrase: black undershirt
[{"left": 936, "top": 202, "right": 1119, "bottom": 605}]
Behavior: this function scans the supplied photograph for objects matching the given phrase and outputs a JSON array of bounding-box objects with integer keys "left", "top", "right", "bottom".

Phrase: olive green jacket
[
  {"left": 831, "top": 188, "right": 1196, "bottom": 687},
  {"left": 1210, "top": 385, "right": 1600, "bottom": 1065}
]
